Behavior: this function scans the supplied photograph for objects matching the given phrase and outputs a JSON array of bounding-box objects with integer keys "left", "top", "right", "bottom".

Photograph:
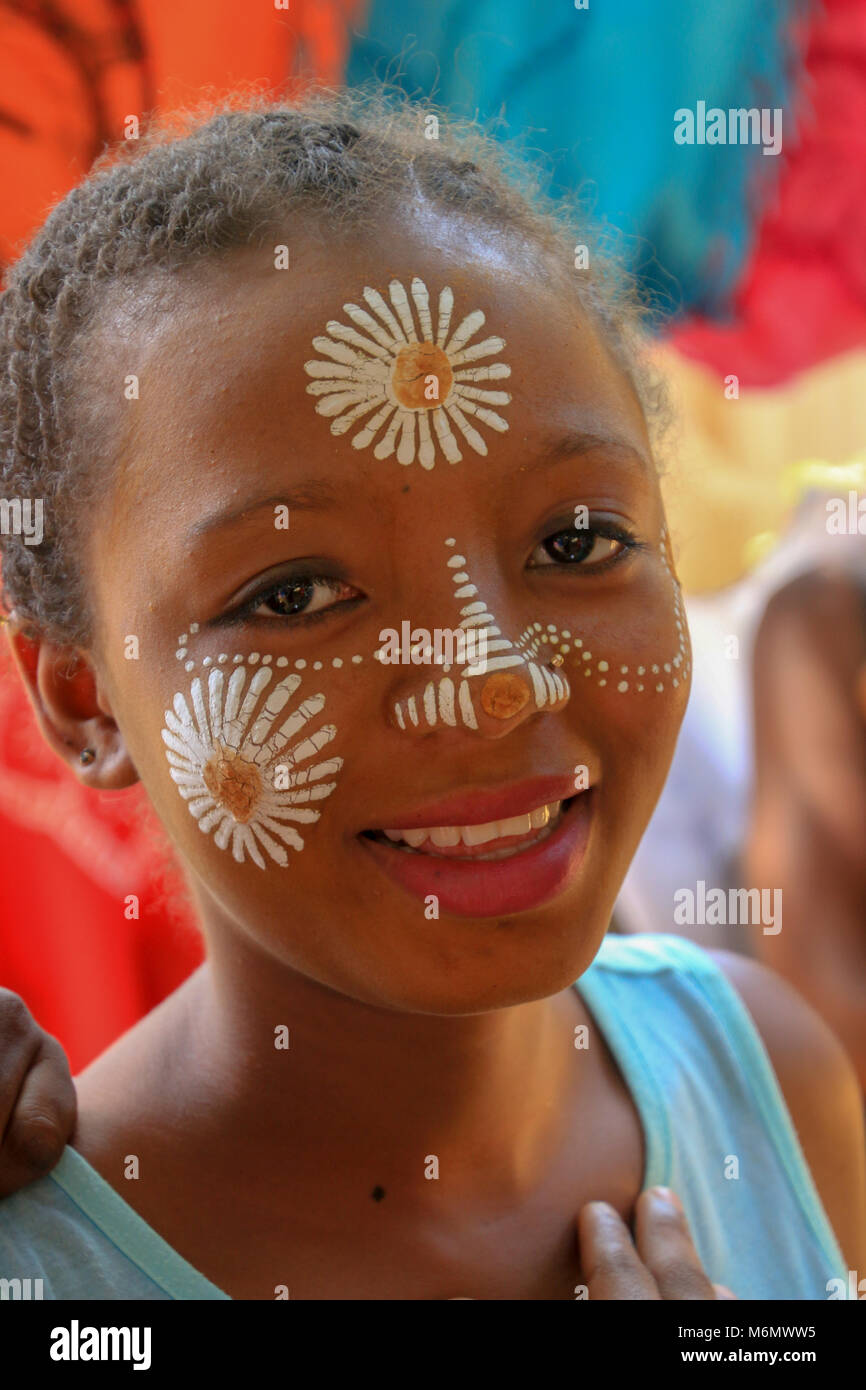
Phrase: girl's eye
[
  {"left": 246, "top": 575, "right": 359, "bottom": 623},
  {"left": 528, "top": 524, "right": 633, "bottom": 570}
]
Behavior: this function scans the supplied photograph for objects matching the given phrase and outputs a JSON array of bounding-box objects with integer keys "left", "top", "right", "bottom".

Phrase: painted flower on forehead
[
  {"left": 161, "top": 664, "right": 342, "bottom": 869},
  {"left": 304, "top": 277, "right": 511, "bottom": 468}
]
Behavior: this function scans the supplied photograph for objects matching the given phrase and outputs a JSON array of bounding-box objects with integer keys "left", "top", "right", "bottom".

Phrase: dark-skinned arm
[{"left": 0, "top": 988, "right": 76, "bottom": 1196}]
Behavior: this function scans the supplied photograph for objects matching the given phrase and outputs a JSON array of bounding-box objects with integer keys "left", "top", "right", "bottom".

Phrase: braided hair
[{"left": 0, "top": 87, "right": 663, "bottom": 649}]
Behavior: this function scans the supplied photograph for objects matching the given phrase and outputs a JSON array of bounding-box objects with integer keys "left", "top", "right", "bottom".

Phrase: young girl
[{"left": 0, "top": 91, "right": 863, "bottom": 1300}]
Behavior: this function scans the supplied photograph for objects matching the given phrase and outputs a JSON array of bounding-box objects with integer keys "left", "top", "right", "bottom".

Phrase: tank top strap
[{"left": 574, "top": 932, "right": 847, "bottom": 1297}]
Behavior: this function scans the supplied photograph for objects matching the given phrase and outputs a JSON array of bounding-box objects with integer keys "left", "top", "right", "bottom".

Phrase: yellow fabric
[{"left": 653, "top": 344, "right": 866, "bottom": 593}]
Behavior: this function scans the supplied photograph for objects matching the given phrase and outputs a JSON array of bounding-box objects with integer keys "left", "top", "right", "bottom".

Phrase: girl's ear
[{"left": 2, "top": 616, "right": 139, "bottom": 790}]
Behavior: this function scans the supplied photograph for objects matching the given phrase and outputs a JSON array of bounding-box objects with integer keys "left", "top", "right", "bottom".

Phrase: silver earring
[{"left": 79, "top": 747, "right": 96, "bottom": 766}]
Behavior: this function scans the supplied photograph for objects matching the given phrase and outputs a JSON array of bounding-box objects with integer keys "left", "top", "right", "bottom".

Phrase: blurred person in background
[{"left": 745, "top": 519, "right": 866, "bottom": 1094}]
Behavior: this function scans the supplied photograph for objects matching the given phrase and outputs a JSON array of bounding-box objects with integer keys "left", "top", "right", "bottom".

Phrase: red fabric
[
  {"left": 670, "top": 0, "right": 866, "bottom": 386},
  {"left": 0, "top": 804, "right": 203, "bottom": 1077},
  {"left": 0, "top": 644, "right": 204, "bottom": 1075},
  {"left": 0, "top": 0, "right": 365, "bottom": 1069}
]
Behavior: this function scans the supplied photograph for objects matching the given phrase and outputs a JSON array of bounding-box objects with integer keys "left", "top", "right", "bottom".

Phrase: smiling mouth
[{"left": 360, "top": 796, "right": 578, "bottom": 861}]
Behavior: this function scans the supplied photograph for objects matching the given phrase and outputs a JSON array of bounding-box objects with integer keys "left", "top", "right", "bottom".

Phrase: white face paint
[
  {"left": 390, "top": 538, "right": 571, "bottom": 731},
  {"left": 304, "top": 277, "right": 511, "bottom": 468},
  {"left": 388, "top": 523, "right": 689, "bottom": 729},
  {"left": 513, "top": 524, "right": 690, "bottom": 693},
  {"left": 161, "top": 654, "right": 343, "bottom": 869}
]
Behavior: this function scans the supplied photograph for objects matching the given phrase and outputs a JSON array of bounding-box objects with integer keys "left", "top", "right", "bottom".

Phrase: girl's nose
[
  {"left": 381, "top": 534, "right": 571, "bottom": 736},
  {"left": 385, "top": 650, "right": 570, "bottom": 736}
]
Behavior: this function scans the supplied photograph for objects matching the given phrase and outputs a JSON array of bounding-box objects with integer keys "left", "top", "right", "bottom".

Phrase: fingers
[
  {"left": 0, "top": 990, "right": 38, "bottom": 1134},
  {"left": 0, "top": 996, "right": 76, "bottom": 1196},
  {"left": 633, "top": 1188, "right": 719, "bottom": 1300},
  {"left": 578, "top": 1201, "right": 661, "bottom": 1300},
  {"left": 578, "top": 1189, "right": 734, "bottom": 1300}
]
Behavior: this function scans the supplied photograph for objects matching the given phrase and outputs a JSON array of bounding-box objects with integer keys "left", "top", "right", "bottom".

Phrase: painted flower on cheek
[
  {"left": 161, "top": 664, "right": 342, "bottom": 869},
  {"left": 304, "top": 277, "right": 511, "bottom": 468}
]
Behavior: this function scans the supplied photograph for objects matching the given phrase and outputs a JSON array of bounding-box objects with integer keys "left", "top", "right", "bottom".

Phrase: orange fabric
[
  {"left": 0, "top": 0, "right": 365, "bottom": 263},
  {"left": 0, "top": 0, "right": 365, "bottom": 1068}
]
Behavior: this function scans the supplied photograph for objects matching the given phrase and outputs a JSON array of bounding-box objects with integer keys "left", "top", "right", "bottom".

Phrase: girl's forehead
[
  {"left": 115, "top": 239, "right": 646, "bottom": 459},
  {"left": 92, "top": 236, "right": 652, "bottom": 576}
]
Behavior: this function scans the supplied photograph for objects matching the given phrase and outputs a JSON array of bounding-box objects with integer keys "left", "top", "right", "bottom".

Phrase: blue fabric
[
  {"left": 575, "top": 933, "right": 847, "bottom": 1298},
  {"left": 346, "top": 0, "right": 810, "bottom": 315},
  {"left": 0, "top": 1145, "right": 229, "bottom": 1300},
  {"left": 0, "top": 931, "right": 845, "bottom": 1299}
]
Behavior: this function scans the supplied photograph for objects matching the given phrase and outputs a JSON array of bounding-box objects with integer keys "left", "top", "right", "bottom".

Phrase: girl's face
[{"left": 85, "top": 217, "right": 690, "bottom": 1013}]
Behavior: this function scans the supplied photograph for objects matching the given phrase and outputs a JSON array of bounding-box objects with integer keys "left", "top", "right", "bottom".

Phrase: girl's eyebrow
[
  {"left": 187, "top": 482, "right": 341, "bottom": 540},
  {"left": 539, "top": 429, "right": 652, "bottom": 473},
  {"left": 184, "top": 431, "right": 648, "bottom": 544}
]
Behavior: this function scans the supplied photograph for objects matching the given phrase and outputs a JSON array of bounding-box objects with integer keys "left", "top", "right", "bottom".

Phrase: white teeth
[
  {"left": 497, "top": 813, "right": 533, "bottom": 839},
  {"left": 461, "top": 820, "right": 501, "bottom": 847},
  {"left": 378, "top": 799, "right": 565, "bottom": 851},
  {"left": 401, "top": 828, "right": 429, "bottom": 848},
  {"left": 430, "top": 825, "right": 461, "bottom": 847}
]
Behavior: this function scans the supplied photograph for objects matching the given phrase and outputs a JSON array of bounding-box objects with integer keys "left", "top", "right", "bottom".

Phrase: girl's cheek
[
  {"left": 544, "top": 524, "right": 691, "bottom": 701},
  {"left": 159, "top": 633, "right": 357, "bottom": 871}
]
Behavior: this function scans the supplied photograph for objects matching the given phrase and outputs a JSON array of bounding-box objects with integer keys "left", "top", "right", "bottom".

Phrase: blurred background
[{"left": 0, "top": 0, "right": 863, "bottom": 1084}]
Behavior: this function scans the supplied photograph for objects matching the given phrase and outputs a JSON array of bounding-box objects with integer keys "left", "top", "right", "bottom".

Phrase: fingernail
[
  {"left": 651, "top": 1186, "right": 683, "bottom": 1209},
  {"left": 583, "top": 1199, "right": 616, "bottom": 1215}
]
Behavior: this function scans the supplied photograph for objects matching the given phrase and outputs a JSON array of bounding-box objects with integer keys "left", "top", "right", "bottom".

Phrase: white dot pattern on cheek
[
  {"left": 176, "top": 633, "right": 368, "bottom": 677},
  {"left": 161, "top": 663, "right": 343, "bottom": 870},
  {"left": 303, "top": 278, "right": 512, "bottom": 469},
  {"left": 514, "top": 523, "right": 691, "bottom": 693}
]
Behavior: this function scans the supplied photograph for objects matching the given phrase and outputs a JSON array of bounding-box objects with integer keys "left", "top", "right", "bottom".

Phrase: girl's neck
[{"left": 184, "top": 919, "right": 586, "bottom": 1204}]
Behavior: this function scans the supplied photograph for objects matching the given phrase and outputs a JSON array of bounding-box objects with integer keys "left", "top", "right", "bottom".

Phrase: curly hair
[{"left": 0, "top": 86, "right": 667, "bottom": 649}]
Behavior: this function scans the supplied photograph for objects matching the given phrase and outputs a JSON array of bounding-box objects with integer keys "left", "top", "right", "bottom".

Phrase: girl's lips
[
  {"left": 358, "top": 773, "right": 584, "bottom": 832},
  {"left": 358, "top": 790, "right": 594, "bottom": 918}
]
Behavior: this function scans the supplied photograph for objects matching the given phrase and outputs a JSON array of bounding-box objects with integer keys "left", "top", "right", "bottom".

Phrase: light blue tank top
[{"left": 0, "top": 933, "right": 847, "bottom": 1300}]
